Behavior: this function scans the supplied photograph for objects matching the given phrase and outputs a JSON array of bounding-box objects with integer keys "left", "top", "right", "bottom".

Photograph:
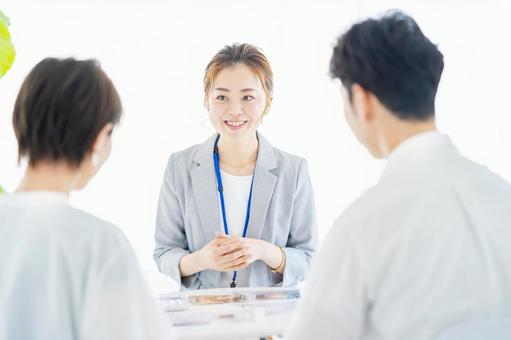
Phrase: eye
[
  {"left": 216, "top": 95, "right": 227, "bottom": 101},
  {"left": 243, "top": 95, "right": 254, "bottom": 101}
]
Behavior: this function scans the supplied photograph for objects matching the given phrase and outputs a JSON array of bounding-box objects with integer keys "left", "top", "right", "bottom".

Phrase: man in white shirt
[
  {"left": 0, "top": 58, "right": 173, "bottom": 340},
  {"left": 287, "top": 10, "right": 511, "bottom": 340}
]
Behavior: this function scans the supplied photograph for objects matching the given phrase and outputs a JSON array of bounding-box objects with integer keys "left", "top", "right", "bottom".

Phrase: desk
[{"left": 159, "top": 287, "right": 299, "bottom": 340}]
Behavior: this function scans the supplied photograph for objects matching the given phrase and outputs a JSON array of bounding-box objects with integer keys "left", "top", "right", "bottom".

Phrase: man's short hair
[{"left": 330, "top": 10, "right": 444, "bottom": 120}]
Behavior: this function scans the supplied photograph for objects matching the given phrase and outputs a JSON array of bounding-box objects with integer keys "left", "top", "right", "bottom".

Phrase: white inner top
[
  {"left": 217, "top": 170, "right": 254, "bottom": 288},
  {"left": 217, "top": 170, "right": 253, "bottom": 237}
]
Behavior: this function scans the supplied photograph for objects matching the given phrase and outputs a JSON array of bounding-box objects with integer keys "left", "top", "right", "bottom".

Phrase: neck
[
  {"left": 380, "top": 119, "right": 437, "bottom": 158},
  {"left": 17, "top": 162, "right": 81, "bottom": 194},
  {"left": 217, "top": 133, "right": 259, "bottom": 167}
]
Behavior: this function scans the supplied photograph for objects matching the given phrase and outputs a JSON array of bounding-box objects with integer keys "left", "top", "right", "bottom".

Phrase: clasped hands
[{"left": 197, "top": 231, "right": 264, "bottom": 272}]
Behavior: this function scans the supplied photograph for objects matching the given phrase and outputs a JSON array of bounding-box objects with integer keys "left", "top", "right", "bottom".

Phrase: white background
[{"left": 1, "top": 0, "right": 510, "bottom": 293}]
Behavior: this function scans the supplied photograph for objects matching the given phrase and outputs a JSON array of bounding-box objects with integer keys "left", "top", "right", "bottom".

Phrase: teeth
[{"left": 226, "top": 121, "right": 246, "bottom": 127}]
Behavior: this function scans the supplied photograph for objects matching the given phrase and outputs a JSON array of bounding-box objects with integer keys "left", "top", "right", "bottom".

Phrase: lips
[{"left": 224, "top": 120, "right": 248, "bottom": 129}]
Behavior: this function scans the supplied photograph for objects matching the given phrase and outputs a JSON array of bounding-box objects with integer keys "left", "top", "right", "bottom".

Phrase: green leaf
[
  {"left": 0, "top": 10, "right": 15, "bottom": 78},
  {"left": 0, "top": 10, "right": 10, "bottom": 27}
]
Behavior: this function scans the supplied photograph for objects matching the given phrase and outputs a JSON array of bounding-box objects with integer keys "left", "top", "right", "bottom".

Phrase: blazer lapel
[
  {"left": 191, "top": 134, "right": 222, "bottom": 242},
  {"left": 246, "top": 132, "right": 277, "bottom": 240},
  {"left": 190, "top": 132, "right": 278, "bottom": 244}
]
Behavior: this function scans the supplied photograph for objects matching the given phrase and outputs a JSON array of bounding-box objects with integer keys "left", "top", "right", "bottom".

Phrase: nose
[{"left": 227, "top": 101, "right": 243, "bottom": 116}]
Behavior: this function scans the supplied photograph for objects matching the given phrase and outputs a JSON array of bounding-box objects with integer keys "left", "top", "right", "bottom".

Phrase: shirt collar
[
  {"left": 1, "top": 191, "right": 69, "bottom": 205},
  {"left": 381, "top": 130, "right": 456, "bottom": 180},
  {"left": 193, "top": 131, "right": 277, "bottom": 171}
]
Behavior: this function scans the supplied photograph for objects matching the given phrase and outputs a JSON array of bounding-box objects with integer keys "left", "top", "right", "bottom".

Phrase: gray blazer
[{"left": 154, "top": 132, "right": 318, "bottom": 289}]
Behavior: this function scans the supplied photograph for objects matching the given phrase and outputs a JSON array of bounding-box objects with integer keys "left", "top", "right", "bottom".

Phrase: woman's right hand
[{"left": 197, "top": 236, "right": 251, "bottom": 272}]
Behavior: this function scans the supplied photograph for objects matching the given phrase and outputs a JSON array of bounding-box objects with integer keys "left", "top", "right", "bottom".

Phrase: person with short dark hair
[
  {"left": 0, "top": 58, "right": 173, "bottom": 340},
  {"left": 287, "top": 11, "right": 511, "bottom": 340}
]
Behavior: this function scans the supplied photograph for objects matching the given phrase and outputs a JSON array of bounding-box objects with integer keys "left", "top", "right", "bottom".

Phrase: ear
[
  {"left": 263, "top": 96, "right": 273, "bottom": 115},
  {"left": 91, "top": 123, "right": 114, "bottom": 156},
  {"left": 351, "top": 84, "right": 373, "bottom": 123}
]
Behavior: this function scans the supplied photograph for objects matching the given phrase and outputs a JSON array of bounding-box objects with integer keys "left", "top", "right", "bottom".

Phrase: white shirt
[
  {"left": 0, "top": 192, "right": 173, "bottom": 340},
  {"left": 218, "top": 170, "right": 253, "bottom": 237},
  {"left": 287, "top": 131, "right": 511, "bottom": 340},
  {"left": 217, "top": 170, "right": 253, "bottom": 288}
]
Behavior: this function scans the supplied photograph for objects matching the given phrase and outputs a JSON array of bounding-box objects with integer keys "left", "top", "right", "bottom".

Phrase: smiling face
[{"left": 206, "top": 63, "right": 269, "bottom": 142}]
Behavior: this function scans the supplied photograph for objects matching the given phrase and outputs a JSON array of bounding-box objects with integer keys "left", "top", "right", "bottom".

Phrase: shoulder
[
  {"left": 171, "top": 142, "right": 204, "bottom": 162},
  {"left": 272, "top": 147, "right": 307, "bottom": 171},
  {"left": 62, "top": 208, "right": 140, "bottom": 272},
  {"left": 328, "top": 174, "right": 429, "bottom": 246},
  {"left": 257, "top": 132, "right": 307, "bottom": 172},
  {"left": 164, "top": 134, "right": 217, "bottom": 173},
  {"left": 166, "top": 143, "right": 201, "bottom": 169},
  {"left": 267, "top": 146, "right": 313, "bottom": 191},
  {"left": 332, "top": 184, "right": 384, "bottom": 232},
  {"left": 161, "top": 143, "right": 204, "bottom": 185},
  {"left": 59, "top": 206, "right": 129, "bottom": 248}
]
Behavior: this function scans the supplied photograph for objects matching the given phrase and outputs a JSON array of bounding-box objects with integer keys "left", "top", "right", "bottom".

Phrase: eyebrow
[{"left": 214, "top": 87, "right": 257, "bottom": 92}]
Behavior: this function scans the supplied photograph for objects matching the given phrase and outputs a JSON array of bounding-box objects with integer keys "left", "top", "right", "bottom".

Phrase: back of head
[
  {"left": 12, "top": 58, "right": 123, "bottom": 167},
  {"left": 330, "top": 10, "right": 444, "bottom": 120}
]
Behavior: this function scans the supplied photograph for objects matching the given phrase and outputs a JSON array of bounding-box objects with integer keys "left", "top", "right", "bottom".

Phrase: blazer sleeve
[
  {"left": 271, "top": 159, "right": 319, "bottom": 286},
  {"left": 153, "top": 154, "right": 197, "bottom": 289}
]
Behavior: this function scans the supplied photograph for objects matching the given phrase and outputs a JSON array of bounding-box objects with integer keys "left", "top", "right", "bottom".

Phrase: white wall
[{"left": 1, "top": 0, "right": 510, "bottom": 293}]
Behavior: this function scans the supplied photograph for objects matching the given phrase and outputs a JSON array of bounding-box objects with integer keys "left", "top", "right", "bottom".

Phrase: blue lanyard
[{"left": 213, "top": 136, "right": 255, "bottom": 288}]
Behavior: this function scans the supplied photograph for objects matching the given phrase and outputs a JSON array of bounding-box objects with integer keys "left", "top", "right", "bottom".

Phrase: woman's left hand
[
  {"left": 215, "top": 233, "right": 264, "bottom": 266},
  {"left": 215, "top": 232, "right": 284, "bottom": 271}
]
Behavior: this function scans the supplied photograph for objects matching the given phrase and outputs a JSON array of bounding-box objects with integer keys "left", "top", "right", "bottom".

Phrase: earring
[{"left": 91, "top": 153, "right": 100, "bottom": 168}]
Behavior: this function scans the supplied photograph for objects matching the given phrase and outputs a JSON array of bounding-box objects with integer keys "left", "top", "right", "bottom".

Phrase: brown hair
[
  {"left": 204, "top": 43, "right": 273, "bottom": 113},
  {"left": 12, "top": 57, "right": 122, "bottom": 167}
]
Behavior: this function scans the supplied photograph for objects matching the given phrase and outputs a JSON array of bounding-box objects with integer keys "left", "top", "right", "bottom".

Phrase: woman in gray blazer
[{"left": 154, "top": 43, "right": 318, "bottom": 289}]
